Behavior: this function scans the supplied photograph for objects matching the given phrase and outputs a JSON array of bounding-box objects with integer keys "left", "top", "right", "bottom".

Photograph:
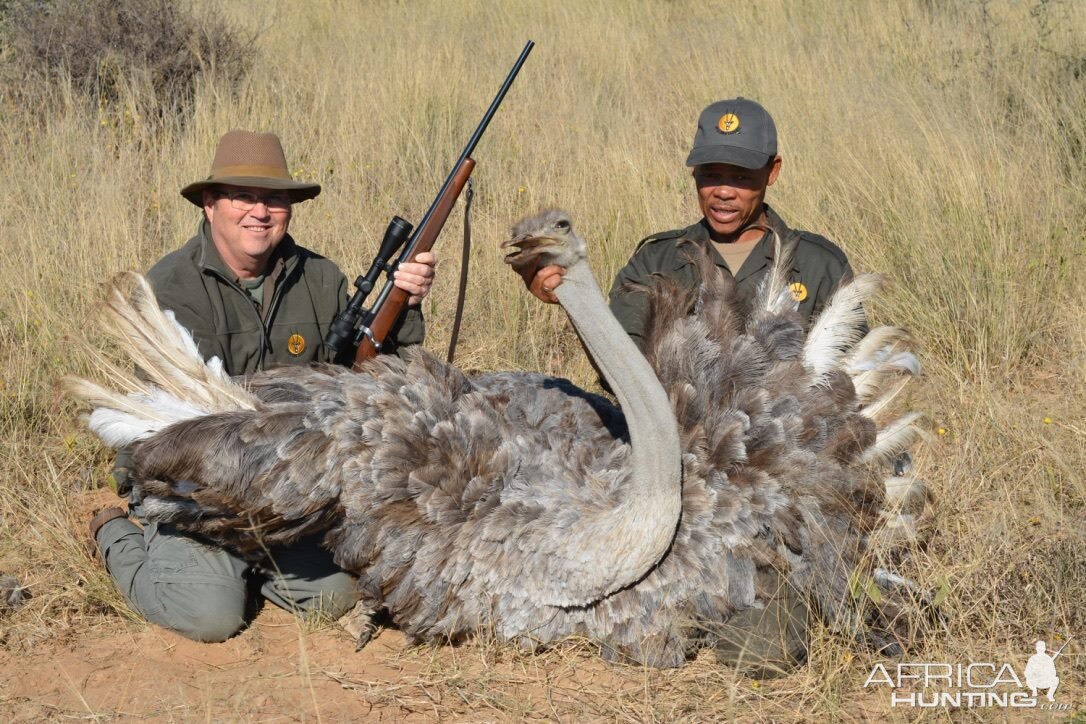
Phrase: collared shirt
[
  {"left": 608, "top": 205, "right": 853, "bottom": 352},
  {"left": 146, "top": 220, "right": 424, "bottom": 375}
]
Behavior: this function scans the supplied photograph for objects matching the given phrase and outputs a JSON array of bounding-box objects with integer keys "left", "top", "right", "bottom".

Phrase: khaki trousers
[{"left": 96, "top": 517, "right": 359, "bottom": 642}]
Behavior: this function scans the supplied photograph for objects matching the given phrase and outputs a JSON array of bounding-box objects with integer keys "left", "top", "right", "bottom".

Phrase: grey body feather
[{"left": 69, "top": 210, "right": 923, "bottom": 667}]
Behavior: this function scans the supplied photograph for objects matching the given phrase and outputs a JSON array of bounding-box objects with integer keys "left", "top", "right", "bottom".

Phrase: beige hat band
[{"left": 208, "top": 164, "right": 293, "bottom": 181}]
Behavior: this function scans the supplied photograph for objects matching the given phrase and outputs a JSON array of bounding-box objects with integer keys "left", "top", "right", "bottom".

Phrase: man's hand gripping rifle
[{"left": 324, "top": 41, "right": 534, "bottom": 370}]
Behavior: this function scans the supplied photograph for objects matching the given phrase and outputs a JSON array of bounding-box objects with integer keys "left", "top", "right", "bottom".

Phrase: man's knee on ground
[
  {"left": 714, "top": 617, "right": 808, "bottom": 678},
  {"left": 146, "top": 584, "right": 249, "bottom": 643},
  {"left": 259, "top": 535, "right": 361, "bottom": 620},
  {"left": 311, "top": 572, "right": 362, "bottom": 620}
]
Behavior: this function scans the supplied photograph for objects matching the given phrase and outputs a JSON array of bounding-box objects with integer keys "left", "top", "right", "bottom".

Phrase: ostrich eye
[{"left": 554, "top": 219, "right": 571, "bottom": 231}]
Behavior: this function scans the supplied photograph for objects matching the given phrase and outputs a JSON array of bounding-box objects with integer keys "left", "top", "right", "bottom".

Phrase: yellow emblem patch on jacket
[
  {"left": 790, "top": 282, "right": 808, "bottom": 302},
  {"left": 287, "top": 334, "right": 306, "bottom": 356}
]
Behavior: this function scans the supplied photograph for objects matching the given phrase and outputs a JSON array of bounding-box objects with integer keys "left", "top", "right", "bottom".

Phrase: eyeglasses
[{"left": 218, "top": 190, "right": 292, "bottom": 213}]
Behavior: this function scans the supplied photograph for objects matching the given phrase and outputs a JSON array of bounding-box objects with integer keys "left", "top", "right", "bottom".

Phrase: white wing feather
[{"left": 804, "top": 274, "right": 882, "bottom": 381}]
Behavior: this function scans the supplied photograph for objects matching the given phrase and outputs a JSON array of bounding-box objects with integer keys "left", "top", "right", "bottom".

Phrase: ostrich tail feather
[
  {"left": 99, "top": 273, "right": 256, "bottom": 413},
  {"left": 804, "top": 273, "right": 883, "bottom": 381},
  {"left": 847, "top": 326, "right": 913, "bottom": 374},
  {"left": 852, "top": 352, "right": 920, "bottom": 403},
  {"left": 68, "top": 272, "right": 258, "bottom": 449},
  {"left": 858, "top": 375, "right": 913, "bottom": 421},
  {"left": 64, "top": 377, "right": 210, "bottom": 447},
  {"left": 862, "top": 411, "right": 929, "bottom": 465},
  {"left": 758, "top": 228, "right": 798, "bottom": 315}
]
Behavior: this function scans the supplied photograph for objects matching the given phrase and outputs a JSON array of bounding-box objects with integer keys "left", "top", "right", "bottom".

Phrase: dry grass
[{"left": 1, "top": 0, "right": 1084, "bottom": 720}]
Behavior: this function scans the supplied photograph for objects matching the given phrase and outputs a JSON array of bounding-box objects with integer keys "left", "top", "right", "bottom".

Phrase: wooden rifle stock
[{"left": 353, "top": 158, "right": 475, "bottom": 368}]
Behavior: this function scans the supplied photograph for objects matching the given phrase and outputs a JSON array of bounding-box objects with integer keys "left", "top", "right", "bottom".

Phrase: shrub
[{"left": 0, "top": 0, "right": 253, "bottom": 112}]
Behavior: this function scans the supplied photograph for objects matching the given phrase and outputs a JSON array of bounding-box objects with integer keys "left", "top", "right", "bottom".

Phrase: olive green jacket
[
  {"left": 146, "top": 220, "right": 425, "bottom": 375},
  {"left": 608, "top": 205, "right": 853, "bottom": 351},
  {"left": 113, "top": 222, "right": 424, "bottom": 493}
]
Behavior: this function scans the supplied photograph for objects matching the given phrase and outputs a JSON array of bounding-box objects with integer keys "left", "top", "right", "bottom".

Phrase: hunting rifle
[{"left": 324, "top": 41, "right": 534, "bottom": 369}]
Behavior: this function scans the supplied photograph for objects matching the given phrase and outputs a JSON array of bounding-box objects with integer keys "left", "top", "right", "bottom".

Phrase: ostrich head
[{"left": 502, "top": 209, "right": 587, "bottom": 275}]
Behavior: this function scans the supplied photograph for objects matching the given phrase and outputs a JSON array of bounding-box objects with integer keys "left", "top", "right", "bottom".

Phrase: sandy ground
[
  {"left": 0, "top": 590, "right": 698, "bottom": 722},
  {"left": 0, "top": 608, "right": 647, "bottom": 721},
  {"left": 1, "top": 609, "right": 417, "bottom": 721}
]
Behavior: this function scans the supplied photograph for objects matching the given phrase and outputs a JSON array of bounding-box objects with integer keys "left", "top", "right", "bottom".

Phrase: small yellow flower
[
  {"left": 751, "top": 681, "right": 760, "bottom": 689},
  {"left": 517, "top": 186, "right": 526, "bottom": 194},
  {"left": 937, "top": 427, "right": 948, "bottom": 436},
  {"left": 1042, "top": 417, "right": 1053, "bottom": 425},
  {"left": 1028, "top": 516, "right": 1041, "bottom": 526}
]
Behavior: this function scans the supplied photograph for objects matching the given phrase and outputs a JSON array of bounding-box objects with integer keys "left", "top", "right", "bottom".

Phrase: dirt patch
[
  {"left": 1, "top": 609, "right": 416, "bottom": 720},
  {"left": 0, "top": 606, "right": 714, "bottom": 721}
]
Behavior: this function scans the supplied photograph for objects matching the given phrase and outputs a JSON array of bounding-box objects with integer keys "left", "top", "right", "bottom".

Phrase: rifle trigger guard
[{"left": 359, "top": 325, "right": 383, "bottom": 353}]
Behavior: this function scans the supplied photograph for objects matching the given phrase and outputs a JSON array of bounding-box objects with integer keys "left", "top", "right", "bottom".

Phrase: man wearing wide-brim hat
[
  {"left": 88, "top": 130, "right": 437, "bottom": 642},
  {"left": 523, "top": 98, "right": 858, "bottom": 676}
]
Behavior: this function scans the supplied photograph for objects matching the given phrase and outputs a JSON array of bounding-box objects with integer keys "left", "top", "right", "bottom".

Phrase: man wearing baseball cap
[
  {"left": 611, "top": 97, "right": 854, "bottom": 349},
  {"left": 525, "top": 99, "right": 856, "bottom": 675},
  {"left": 89, "top": 130, "right": 437, "bottom": 642},
  {"left": 527, "top": 98, "right": 854, "bottom": 350}
]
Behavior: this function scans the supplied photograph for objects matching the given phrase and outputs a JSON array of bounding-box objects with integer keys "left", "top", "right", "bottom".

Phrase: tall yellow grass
[{"left": 1, "top": 0, "right": 1083, "bottom": 718}]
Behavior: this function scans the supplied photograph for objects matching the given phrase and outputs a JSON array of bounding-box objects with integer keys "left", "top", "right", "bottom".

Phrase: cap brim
[
  {"left": 685, "top": 145, "right": 773, "bottom": 170},
  {"left": 180, "top": 177, "right": 322, "bottom": 207}
]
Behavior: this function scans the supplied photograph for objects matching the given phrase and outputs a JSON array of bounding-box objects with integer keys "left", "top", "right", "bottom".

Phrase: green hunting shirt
[
  {"left": 608, "top": 205, "right": 853, "bottom": 352},
  {"left": 114, "top": 221, "right": 425, "bottom": 493},
  {"left": 146, "top": 220, "right": 425, "bottom": 375}
]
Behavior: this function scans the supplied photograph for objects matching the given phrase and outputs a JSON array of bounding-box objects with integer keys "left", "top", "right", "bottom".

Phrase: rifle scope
[{"left": 323, "top": 216, "right": 413, "bottom": 356}]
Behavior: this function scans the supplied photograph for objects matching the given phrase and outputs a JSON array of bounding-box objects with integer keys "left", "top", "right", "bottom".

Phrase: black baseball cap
[{"left": 685, "top": 98, "right": 778, "bottom": 169}]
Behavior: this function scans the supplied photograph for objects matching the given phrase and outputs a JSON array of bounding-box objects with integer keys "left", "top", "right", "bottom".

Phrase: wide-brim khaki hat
[{"left": 180, "top": 130, "right": 321, "bottom": 207}]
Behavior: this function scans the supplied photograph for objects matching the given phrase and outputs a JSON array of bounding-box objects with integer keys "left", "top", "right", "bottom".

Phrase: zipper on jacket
[{"left": 206, "top": 268, "right": 274, "bottom": 371}]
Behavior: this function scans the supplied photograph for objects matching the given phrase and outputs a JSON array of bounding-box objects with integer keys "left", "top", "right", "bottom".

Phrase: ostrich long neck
[{"left": 548, "top": 259, "right": 682, "bottom": 606}]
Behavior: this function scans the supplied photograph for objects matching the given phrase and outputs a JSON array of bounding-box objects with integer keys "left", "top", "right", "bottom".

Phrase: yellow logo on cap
[
  {"left": 287, "top": 334, "right": 306, "bottom": 356},
  {"left": 790, "top": 282, "right": 808, "bottom": 302},
  {"left": 718, "top": 113, "right": 740, "bottom": 134}
]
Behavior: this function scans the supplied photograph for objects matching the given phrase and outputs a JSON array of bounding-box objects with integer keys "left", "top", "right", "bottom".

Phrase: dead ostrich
[{"left": 68, "top": 209, "right": 924, "bottom": 667}]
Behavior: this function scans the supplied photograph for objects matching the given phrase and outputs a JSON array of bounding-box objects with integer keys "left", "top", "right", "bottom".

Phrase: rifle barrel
[
  {"left": 359, "top": 41, "right": 534, "bottom": 336},
  {"left": 398, "top": 40, "right": 534, "bottom": 263}
]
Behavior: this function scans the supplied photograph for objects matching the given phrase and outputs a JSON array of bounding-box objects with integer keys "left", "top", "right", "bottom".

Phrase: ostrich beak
[{"left": 501, "top": 233, "right": 561, "bottom": 272}]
